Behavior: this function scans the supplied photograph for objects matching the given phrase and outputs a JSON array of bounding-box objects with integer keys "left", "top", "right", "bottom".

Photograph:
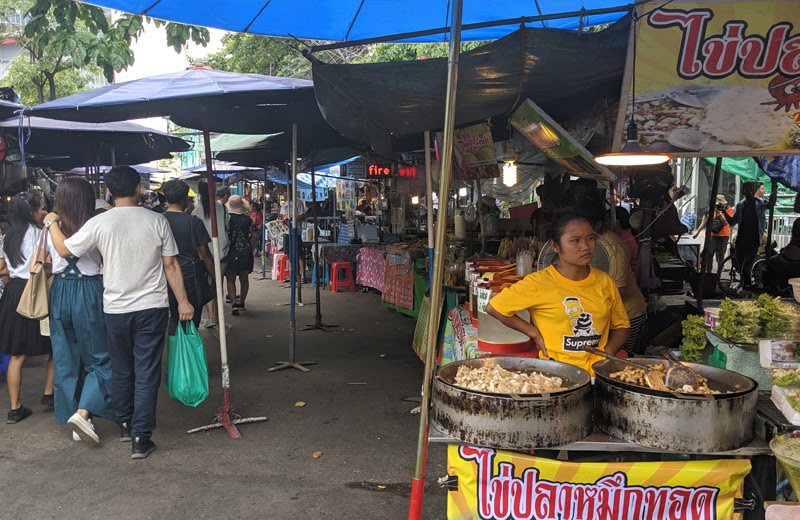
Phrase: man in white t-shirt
[{"left": 45, "top": 166, "right": 193, "bottom": 460}]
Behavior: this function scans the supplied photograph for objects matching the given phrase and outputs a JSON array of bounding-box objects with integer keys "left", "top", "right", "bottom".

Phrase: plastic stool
[
  {"left": 329, "top": 262, "right": 355, "bottom": 293},
  {"left": 310, "top": 262, "right": 331, "bottom": 288},
  {"left": 276, "top": 253, "right": 291, "bottom": 282}
]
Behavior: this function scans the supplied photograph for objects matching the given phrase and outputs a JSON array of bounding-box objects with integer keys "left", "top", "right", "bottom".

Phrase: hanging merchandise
[
  {"left": 336, "top": 179, "right": 357, "bottom": 218},
  {"left": 437, "top": 122, "right": 500, "bottom": 181}
]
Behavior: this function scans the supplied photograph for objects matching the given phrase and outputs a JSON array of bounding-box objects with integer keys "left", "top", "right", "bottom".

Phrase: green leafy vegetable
[
  {"left": 758, "top": 293, "right": 800, "bottom": 340},
  {"left": 716, "top": 298, "right": 761, "bottom": 344},
  {"left": 680, "top": 315, "right": 707, "bottom": 363}
]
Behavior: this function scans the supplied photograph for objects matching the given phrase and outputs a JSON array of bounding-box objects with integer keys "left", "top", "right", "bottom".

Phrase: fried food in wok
[
  {"left": 609, "top": 364, "right": 722, "bottom": 394},
  {"left": 452, "top": 363, "right": 567, "bottom": 394}
]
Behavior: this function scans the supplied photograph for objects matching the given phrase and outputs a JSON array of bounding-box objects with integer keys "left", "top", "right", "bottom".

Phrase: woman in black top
[{"left": 225, "top": 195, "right": 255, "bottom": 315}]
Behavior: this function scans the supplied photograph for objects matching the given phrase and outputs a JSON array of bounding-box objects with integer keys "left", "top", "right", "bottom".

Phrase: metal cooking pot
[
  {"left": 432, "top": 357, "right": 592, "bottom": 450},
  {"left": 593, "top": 358, "right": 758, "bottom": 452}
]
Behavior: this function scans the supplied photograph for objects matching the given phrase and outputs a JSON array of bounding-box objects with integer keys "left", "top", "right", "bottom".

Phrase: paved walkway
[{"left": 0, "top": 274, "right": 447, "bottom": 519}]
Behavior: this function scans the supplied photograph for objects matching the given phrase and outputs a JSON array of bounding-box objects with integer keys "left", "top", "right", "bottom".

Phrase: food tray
[
  {"left": 760, "top": 339, "right": 800, "bottom": 368},
  {"left": 771, "top": 385, "right": 800, "bottom": 426}
]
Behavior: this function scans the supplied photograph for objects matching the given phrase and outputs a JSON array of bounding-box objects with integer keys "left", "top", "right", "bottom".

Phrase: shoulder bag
[{"left": 17, "top": 229, "right": 54, "bottom": 320}]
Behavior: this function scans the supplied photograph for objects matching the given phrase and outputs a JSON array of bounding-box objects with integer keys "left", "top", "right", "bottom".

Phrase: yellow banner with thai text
[
  {"left": 626, "top": 1, "right": 800, "bottom": 156},
  {"left": 447, "top": 445, "right": 751, "bottom": 520}
]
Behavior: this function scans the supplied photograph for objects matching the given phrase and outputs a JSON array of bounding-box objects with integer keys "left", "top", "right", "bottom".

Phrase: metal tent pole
[
  {"left": 424, "top": 130, "right": 434, "bottom": 288},
  {"left": 187, "top": 106, "right": 266, "bottom": 438},
  {"left": 697, "top": 157, "right": 723, "bottom": 310},
  {"left": 257, "top": 175, "right": 268, "bottom": 280},
  {"left": 409, "top": 1, "right": 462, "bottom": 518},
  {"left": 303, "top": 162, "right": 338, "bottom": 332},
  {"left": 475, "top": 179, "right": 486, "bottom": 254},
  {"left": 270, "top": 123, "right": 315, "bottom": 372}
]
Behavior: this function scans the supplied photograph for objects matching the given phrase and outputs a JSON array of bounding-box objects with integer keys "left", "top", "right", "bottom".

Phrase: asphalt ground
[{"left": 0, "top": 273, "right": 448, "bottom": 519}]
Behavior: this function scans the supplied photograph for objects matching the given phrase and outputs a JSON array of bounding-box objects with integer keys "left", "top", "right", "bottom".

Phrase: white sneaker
[
  {"left": 72, "top": 430, "right": 81, "bottom": 442},
  {"left": 68, "top": 413, "right": 100, "bottom": 446}
]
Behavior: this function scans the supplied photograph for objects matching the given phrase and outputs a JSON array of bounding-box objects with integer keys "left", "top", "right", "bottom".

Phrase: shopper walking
[
  {"left": 46, "top": 165, "right": 193, "bottom": 460},
  {"left": 162, "top": 180, "right": 215, "bottom": 333},
  {"left": 731, "top": 181, "right": 768, "bottom": 288},
  {"left": 46, "top": 178, "right": 113, "bottom": 444},
  {"left": 0, "top": 191, "right": 53, "bottom": 424},
  {"left": 192, "top": 180, "right": 229, "bottom": 327},
  {"left": 226, "top": 195, "right": 255, "bottom": 315}
]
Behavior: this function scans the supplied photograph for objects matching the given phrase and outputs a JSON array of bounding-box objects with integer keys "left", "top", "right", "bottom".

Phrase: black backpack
[{"left": 710, "top": 213, "right": 724, "bottom": 234}]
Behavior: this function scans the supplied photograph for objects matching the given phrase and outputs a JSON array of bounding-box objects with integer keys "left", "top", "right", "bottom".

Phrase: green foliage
[
  {"left": 0, "top": 0, "right": 211, "bottom": 103},
  {"left": 680, "top": 315, "right": 707, "bottom": 363},
  {"left": 358, "top": 41, "right": 487, "bottom": 63},
  {"left": 5, "top": 53, "right": 98, "bottom": 105},
  {"left": 201, "top": 34, "right": 488, "bottom": 78},
  {"left": 204, "top": 33, "right": 312, "bottom": 78}
]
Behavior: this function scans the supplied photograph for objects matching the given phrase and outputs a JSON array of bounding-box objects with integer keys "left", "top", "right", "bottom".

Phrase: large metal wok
[
  {"left": 593, "top": 357, "right": 758, "bottom": 452},
  {"left": 431, "top": 357, "right": 592, "bottom": 450}
]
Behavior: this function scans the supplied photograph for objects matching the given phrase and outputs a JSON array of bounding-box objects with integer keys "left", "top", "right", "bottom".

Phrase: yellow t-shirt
[{"left": 488, "top": 265, "right": 630, "bottom": 374}]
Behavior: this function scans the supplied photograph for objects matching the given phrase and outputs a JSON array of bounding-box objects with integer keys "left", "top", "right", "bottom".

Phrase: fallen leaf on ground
[
  {"left": 379, "top": 354, "right": 386, "bottom": 358},
  {"left": 295, "top": 401, "right": 306, "bottom": 407},
  {"left": 312, "top": 451, "right": 323, "bottom": 458},
  {"left": 377, "top": 485, "right": 386, "bottom": 489}
]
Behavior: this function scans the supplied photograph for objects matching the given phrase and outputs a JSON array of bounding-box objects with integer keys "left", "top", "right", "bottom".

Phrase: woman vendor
[{"left": 487, "top": 212, "right": 630, "bottom": 374}]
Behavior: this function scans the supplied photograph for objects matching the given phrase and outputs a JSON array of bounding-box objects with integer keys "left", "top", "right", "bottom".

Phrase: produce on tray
[
  {"left": 716, "top": 298, "right": 762, "bottom": 344},
  {"left": 759, "top": 294, "right": 800, "bottom": 340},
  {"left": 610, "top": 364, "right": 721, "bottom": 394},
  {"left": 452, "top": 362, "right": 567, "bottom": 394},
  {"left": 787, "top": 388, "right": 800, "bottom": 412},
  {"left": 680, "top": 315, "right": 707, "bottom": 363},
  {"left": 772, "top": 367, "right": 800, "bottom": 386}
]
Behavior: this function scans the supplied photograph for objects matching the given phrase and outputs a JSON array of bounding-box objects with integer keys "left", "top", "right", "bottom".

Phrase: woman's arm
[
  {"left": 692, "top": 215, "right": 707, "bottom": 237},
  {"left": 487, "top": 303, "right": 548, "bottom": 357},
  {"left": 604, "top": 328, "right": 630, "bottom": 356},
  {"left": 0, "top": 257, "right": 8, "bottom": 284}
]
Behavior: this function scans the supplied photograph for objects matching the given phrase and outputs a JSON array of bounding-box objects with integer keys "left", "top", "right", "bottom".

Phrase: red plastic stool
[
  {"left": 276, "top": 253, "right": 291, "bottom": 282},
  {"left": 329, "top": 262, "right": 355, "bottom": 293}
]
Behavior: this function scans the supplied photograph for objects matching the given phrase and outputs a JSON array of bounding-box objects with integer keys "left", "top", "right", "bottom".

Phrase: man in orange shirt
[{"left": 693, "top": 194, "right": 734, "bottom": 272}]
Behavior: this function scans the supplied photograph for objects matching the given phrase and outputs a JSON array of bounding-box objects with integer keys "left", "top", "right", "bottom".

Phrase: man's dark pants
[{"left": 104, "top": 308, "right": 169, "bottom": 440}]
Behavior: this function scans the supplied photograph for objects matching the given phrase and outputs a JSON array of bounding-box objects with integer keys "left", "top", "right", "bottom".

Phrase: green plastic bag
[{"left": 165, "top": 321, "right": 209, "bottom": 407}]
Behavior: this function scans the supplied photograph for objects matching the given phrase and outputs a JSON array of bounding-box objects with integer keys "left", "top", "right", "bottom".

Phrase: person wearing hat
[
  {"left": 693, "top": 194, "right": 734, "bottom": 272},
  {"left": 225, "top": 195, "right": 255, "bottom": 315}
]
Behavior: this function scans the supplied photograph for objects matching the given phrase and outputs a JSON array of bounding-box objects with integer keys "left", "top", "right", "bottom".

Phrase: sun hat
[{"left": 227, "top": 195, "right": 250, "bottom": 215}]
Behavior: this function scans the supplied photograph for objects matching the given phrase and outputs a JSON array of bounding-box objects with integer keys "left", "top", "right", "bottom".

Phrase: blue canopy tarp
[{"left": 77, "top": 1, "right": 631, "bottom": 40}]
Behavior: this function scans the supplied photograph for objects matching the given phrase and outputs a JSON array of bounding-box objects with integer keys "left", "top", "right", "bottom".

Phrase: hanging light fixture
[
  {"left": 502, "top": 161, "right": 517, "bottom": 187},
  {"left": 594, "top": 10, "right": 671, "bottom": 167},
  {"left": 458, "top": 187, "right": 468, "bottom": 196},
  {"left": 411, "top": 195, "right": 420, "bottom": 205}
]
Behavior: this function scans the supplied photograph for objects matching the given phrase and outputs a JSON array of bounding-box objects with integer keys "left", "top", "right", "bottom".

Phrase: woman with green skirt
[{"left": 46, "top": 178, "right": 113, "bottom": 445}]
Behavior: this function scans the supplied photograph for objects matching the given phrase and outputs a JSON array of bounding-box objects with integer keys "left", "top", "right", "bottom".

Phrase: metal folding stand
[
  {"left": 270, "top": 123, "right": 316, "bottom": 372},
  {"left": 188, "top": 106, "right": 267, "bottom": 438},
  {"left": 256, "top": 178, "right": 269, "bottom": 280},
  {"left": 303, "top": 162, "right": 338, "bottom": 332}
]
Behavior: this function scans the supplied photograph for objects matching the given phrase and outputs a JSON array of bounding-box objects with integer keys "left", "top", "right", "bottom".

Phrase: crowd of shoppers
[{"left": 0, "top": 166, "right": 257, "bottom": 462}]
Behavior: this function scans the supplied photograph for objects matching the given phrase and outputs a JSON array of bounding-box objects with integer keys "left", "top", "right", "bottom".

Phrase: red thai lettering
[
  {"left": 532, "top": 479, "right": 558, "bottom": 519},
  {"left": 780, "top": 35, "right": 800, "bottom": 76},
  {"left": 647, "top": 7, "right": 800, "bottom": 79},
  {"left": 702, "top": 22, "right": 745, "bottom": 76},
  {"left": 648, "top": 8, "right": 712, "bottom": 78},
  {"left": 643, "top": 487, "right": 670, "bottom": 518},
  {"left": 739, "top": 24, "right": 790, "bottom": 75},
  {"left": 690, "top": 488, "right": 718, "bottom": 520},
  {"left": 492, "top": 463, "right": 513, "bottom": 519},
  {"left": 667, "top": 488, "right": 693, "bottom": 520}
]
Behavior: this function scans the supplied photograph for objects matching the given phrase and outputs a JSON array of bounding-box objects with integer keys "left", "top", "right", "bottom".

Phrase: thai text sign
[
  {"left": 627, "top": 1, "right": 800, "bottom": 156},
  {"left": 447, "top": 445, "right": 750, "bottom": 520},
  {"left": 438, "top": 122, "right": 501, "bottom": 180}
]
